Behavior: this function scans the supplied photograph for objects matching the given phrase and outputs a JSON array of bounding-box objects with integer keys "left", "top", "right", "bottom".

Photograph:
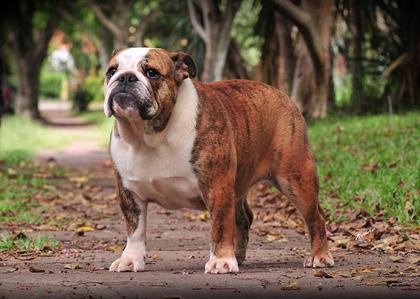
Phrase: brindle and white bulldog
[{"left": 104, "top": 47, "right": 334, "bottom": 274}]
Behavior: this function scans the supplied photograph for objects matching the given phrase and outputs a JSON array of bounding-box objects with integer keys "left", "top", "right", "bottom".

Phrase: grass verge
[
  {"left": 76, "top": 110, "right": 113, "bottom": 147},
  {"left": 308, "top": 111, "right": 419, "bottom": 225},
  {"left": 0, "top": 115, "right": 73, "bottom": 164},
  {"left": 0, "top": 233, "right": 60, "bottom": 252}
]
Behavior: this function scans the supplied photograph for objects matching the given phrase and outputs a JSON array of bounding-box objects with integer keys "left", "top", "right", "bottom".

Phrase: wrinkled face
[{"left": 103, "top": 48, "right": 196, "bottom": 123}]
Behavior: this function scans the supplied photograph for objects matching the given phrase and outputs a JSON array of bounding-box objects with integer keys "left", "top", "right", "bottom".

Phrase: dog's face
[{"left": 103, "top": 48, "right": 196, "bottom": 122}]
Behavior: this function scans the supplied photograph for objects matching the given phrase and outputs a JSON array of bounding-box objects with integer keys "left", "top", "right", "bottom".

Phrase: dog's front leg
[
  {"left": 204, "top": 182, "right": 239, "bottom": 274},
  {"left": 109, "top": 185, "right": 148, "bottom": 272}
]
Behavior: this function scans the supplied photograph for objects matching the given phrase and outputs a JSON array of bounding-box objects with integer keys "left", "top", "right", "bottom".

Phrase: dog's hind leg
[
  {"left": 234, "top": 198, "right": 253, "bottom": 265},
  {"left": 271, "top": 145, "right": 334, "bottom": 268}
]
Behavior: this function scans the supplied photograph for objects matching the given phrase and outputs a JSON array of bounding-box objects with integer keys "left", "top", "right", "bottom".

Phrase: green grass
[
  {"left": 0, "top": 115, "right": 73, "bottom": 164},
  {"left": 0, "top": 167, "right": 50, "bottom": 226},
  {"left": 76, "top": 110, "right": 113, "bottom": 147},
  {"left": 308, "top": 111, "right": 419, "bottom": 225},
  {"left": 0, "top": 234, "right": 60, "bottom": 252}
]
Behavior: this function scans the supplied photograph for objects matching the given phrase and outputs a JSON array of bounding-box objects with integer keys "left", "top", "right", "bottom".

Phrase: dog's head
[{"left": 103, "top": 48, "right": 196, "bottom": 123}]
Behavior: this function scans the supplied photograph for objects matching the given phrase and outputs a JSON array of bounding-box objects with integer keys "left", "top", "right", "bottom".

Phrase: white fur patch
[
  {"left": 205, "top": 256, "right": 239, "bottom": 274},
  {"left": 110, "top": 78, "right": 202, "bottom": 210},
  {"left": 104, "top": 47, "right": 152, "bottom": 117}
]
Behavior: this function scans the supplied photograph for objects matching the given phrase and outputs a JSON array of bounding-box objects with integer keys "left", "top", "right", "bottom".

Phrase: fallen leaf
[
  {"left": 361, "top": 162, "right": 378, "bottom": 173},
  {"left": 199, "top": 212, "right": 209, "bottom": 222},
  {"left": 337, "top": 271, "right": 352, "bottom": 278},
  {"left": 404, "top": 201, "right": 414, "bottom": 215},
  {"left": 351, "top": 275, "right": 364, "bottom": 282},
  {"left": 107, "top": 245, "right": 123, "bottom": 253},
  {"left": 389, "top": 255, "right": 405, "bottom": 263},
  {"left": 75, "top": 226, "right": 95, "bottom": 233},
  {"left": 64, "top": 263, "right": 80, "bottom": 270},
  {"left": 183, "top": 212, "right": 197, "bottom": 222},
  {"left": 281, "top": 281, "right": 300, "bottom": 290},
  {"left": 3, "top": 267, "right": 18, "bottom": 273},
  {"left": 29, "top": 266, "right": 45, "bottom": 273},
  {"left": 407, "top": 256, "right": 420, "bottom": 264},
  {"left": 313, "top": 270, "right": 333, "bottom": 278},
  {"left": 69, "top": 176, "right": 89, "bottom": 184},
  {"left": 13, "top": 232, "right": 27, "bottom": 240},
  {"left": 95, "top": 224, "right": 106, "bottom": 230}
]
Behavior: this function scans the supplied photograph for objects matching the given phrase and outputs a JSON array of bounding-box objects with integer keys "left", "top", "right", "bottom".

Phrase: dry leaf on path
[
  {"left": 281, "top": 281, "right": 300, "bottom": 290},
  {"left": 29, "top": 266, "right": 45, "bottom": 273},
  {"left": 407, "top": 256, "right": 420, "bottom": 264},
  {"left": 313, "top": 270, "right": 334, "bottom": 278},
  {"left": 389, "top": 255, "right": 405, "bottom": 263},
  {"left": 64, "top": 263, "right": 80, "bottom": 270},
  {"left": 75, "top": 226, "right": 96, "bottom": 233}
]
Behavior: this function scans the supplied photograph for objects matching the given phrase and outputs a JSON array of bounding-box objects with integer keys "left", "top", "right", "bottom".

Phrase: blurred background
[
  {"left": 0, "top": 0, "right": 418, "bottom": 120},
  {"left": 0, "top": 1, "right": 418, "bottom": 228}
]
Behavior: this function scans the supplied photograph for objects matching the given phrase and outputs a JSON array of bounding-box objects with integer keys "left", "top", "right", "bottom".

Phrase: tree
[
  {"left": 266, "top": 0, "right": 335, "bottom": 118},
  {"left": 9, "top": 1, "right": 61, "bottom": 119},
  {"left": 89, "top": 0, "right": 166, "bottom": 50},
  {"left": 256, "top": 2, "right": 294, "bottom": 94},
  {"left": 337, "top": 0, "right": 419, "bottom": 112},
  {"left": 188, "top": 0, "right": 241, "bottom": 82}
]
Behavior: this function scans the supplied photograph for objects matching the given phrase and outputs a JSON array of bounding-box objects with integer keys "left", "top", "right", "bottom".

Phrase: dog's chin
[
  {"left": 109, "top": 93, "right": 156, "bottom": 120},
  {"left": 111, "top": 101, "right": 141, "bottom": 120}
]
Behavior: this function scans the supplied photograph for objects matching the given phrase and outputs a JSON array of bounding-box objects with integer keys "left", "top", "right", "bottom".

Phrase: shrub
[
  {"left": 40, "top": 71, "right": 64, "bottom": 99},
  {"left": 72, "top": 75, "right": 103, "bottom": 112}
]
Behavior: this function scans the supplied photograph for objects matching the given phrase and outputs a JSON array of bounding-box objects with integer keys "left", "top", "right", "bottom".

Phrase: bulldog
[{"left": 104, "top": 47, "right": 334, "bottom": 274}]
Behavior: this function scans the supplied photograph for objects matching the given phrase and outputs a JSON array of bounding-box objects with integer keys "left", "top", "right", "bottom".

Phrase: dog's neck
[{"left": 112, "top": 78, "right": 198, "bottom": 149}]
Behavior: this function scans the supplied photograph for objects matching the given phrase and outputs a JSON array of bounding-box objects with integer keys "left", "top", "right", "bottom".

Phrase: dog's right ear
[
  {"left": 111, "top": 49, "right": 120, "bottom": 57},
  {"left": 170, "top": 52, "right": 197, "bottom": 85}
]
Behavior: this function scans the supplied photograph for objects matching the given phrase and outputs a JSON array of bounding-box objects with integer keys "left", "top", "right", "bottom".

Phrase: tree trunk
[
  {"left": 286, "top": 0, "right": 334, "bottom": 118},
  {"left": 258, "top": 6, "right": 294, "bottom": 93},
  {"left": 9, "top": 2, "right": 58, "bottom": 119},
  {"left": 224, "top": 40, "right": 250, "bottom": 79},
  {"left": 0, "top": 56, "right": 4, "bottom": 122},
  {"left": 188, "top": 0, "right": 240, "bottom": 82},
  {"left": 14, "top": 54, "right": 41, "bottom": 119},
  {"left": 350, "top": 0, "right": 363, "bottom": 112},
  {"left": 202, "top": 39, "right": 230, "bottom": 82}
]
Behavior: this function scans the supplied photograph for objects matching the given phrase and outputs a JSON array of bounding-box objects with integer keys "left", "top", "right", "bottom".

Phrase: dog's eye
[
  {"left": 107, "top": 67, "right": 117, "bottom": 78},
  {"left": 145, "top": 68, "right": 160, "bottom": 79}
]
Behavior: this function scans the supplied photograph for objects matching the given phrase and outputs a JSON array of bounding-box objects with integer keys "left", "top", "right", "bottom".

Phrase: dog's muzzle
[{"left": 107, "top": 72, "right": 154, "bottom": 120}]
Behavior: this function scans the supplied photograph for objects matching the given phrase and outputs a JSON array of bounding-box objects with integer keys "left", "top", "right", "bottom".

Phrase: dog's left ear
[{"left": 170, "top": 52, "right": 197, "bottom": 84}]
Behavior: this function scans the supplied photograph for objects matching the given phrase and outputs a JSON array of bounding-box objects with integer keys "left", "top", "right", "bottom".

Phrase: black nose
[{"left": 118, "top": 73, "right": 138, "bottom": 83}]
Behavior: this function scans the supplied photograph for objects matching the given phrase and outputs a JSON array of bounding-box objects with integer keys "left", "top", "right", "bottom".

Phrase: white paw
[
  {"left": 205, "top": 256, "right": 239, "bottom": 274},
  {"left": 304, "top": 251, "right": 334, "bottom": 268},
  {"left": 109, "top": 254, "right": 146, "bottom": 272}
]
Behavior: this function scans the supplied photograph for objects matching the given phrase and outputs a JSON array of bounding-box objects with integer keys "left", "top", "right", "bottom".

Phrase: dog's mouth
[{"left": 109, "top": 92, "right": 155, "bottom": 120}]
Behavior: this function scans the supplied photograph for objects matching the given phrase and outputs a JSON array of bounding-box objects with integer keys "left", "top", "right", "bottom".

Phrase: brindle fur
[
  {"left": 192, "top": 79, "right": 330, "bottom": 265},
  {"left": 113, "top": 164, "right": 141, "bottom": 235}
]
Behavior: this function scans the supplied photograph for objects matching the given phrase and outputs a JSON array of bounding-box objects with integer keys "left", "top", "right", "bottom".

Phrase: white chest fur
[{"left": 110, "top": 79, "right": 204, "bottom": 210}]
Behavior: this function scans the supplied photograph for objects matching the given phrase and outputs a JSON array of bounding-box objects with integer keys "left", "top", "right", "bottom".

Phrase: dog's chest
[{"left": 111, "top": 134, "right": 203, "bottom": 210}]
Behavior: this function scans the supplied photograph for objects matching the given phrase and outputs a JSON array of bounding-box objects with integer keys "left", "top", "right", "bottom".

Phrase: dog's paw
[
  {"left": 109, "top": 254, "right": 145, "bottom": 272},
  {"left": 304, "top": 251, "right": 334, "bottom": 268},
  {"left": 205, "top": 256, "right": 239, "bottom": 274}
]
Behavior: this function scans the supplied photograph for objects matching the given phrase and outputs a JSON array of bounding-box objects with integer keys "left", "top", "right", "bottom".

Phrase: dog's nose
[{"left": 118, "top": 73, "right": 138, "bottom": 83}]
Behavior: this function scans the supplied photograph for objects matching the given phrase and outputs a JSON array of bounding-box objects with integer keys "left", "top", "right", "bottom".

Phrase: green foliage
[
  {"left": 40, "top": 71, "right": 64, "bottom": 99},
  {"left": 334, "top": 73, "right": 352, "bottom": 107},
  {"left": 309, "top": 112, "right": 420, "bottom": 225},
  {"left": 232, "top": 0, "right": 263, "bottom": 70},
  {"left": 0, "top": 234, "right": 60, "bottom": 252},
  {"left": 72, "top": 75, "right": 103, "bottom": 112}
]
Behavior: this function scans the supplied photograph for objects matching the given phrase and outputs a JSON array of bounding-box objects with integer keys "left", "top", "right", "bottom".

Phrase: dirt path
[{"left": 0, "top": 103, "right": 418, "bottom": 298}]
